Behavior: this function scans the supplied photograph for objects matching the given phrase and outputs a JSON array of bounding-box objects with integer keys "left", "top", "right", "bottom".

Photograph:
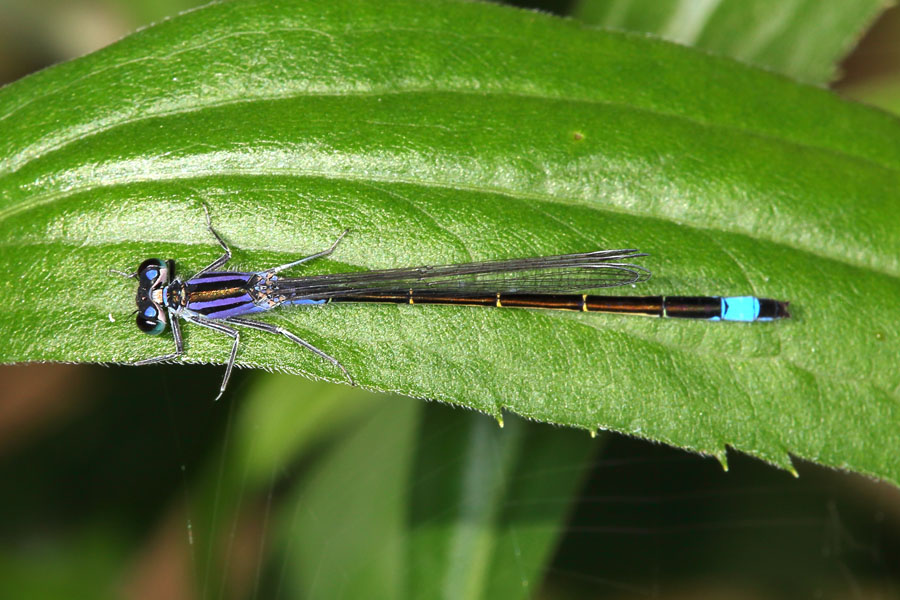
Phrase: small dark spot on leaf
[{"left": 573, "top": 131, "right": 584, "bottom": 141}]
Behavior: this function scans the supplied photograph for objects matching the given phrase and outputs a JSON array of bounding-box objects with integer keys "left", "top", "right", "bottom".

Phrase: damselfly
[{"left": 113, "top": 206, "right": 789, "bottom": 399}]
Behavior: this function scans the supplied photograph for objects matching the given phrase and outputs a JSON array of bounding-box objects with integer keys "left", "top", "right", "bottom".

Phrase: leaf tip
[{"left": 714, "top": 450, "right": 729, "bottom": 472}]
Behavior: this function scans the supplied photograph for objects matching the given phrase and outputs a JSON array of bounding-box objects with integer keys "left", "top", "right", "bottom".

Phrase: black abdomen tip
[{"left": 758, "top": 299, "right": 791, "bottom": 320}]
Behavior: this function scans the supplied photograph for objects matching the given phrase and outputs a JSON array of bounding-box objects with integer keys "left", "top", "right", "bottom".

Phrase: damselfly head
[{"left": 135, "top": 258, "right": 173, "bottom": 335}]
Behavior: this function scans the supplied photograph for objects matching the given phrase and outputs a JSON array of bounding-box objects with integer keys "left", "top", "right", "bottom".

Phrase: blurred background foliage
[{"left": 1, "top": 0, "right": 900, "bottom": 598}]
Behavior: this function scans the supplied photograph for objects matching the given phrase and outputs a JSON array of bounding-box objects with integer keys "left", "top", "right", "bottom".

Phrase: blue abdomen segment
[
  {"left": 718, "top": 296, "right": 790, "bottom": 321},
  {"left": 720, "top": 296, "right": 761, "bottom": 322}
]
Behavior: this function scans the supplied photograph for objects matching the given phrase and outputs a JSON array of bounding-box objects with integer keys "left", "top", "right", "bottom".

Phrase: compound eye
[
  {"left": 138, "top": 258, "right": 165, "bottom": 285},
  {"left": 136, "top": 304, "right": 167, "bottom": 335}
]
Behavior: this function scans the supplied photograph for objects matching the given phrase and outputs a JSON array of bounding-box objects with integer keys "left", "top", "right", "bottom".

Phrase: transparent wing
[{"left": 272, "top": 250, "right": 650, "bottom": 299}]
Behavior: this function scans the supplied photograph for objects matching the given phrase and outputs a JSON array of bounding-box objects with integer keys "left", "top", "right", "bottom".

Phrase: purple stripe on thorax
[
  {"left": 187, "top": 272, "right": 254, "bottom": 285},
  {"left": 189, "top": 293, "right": 254, "bottom": 311}
]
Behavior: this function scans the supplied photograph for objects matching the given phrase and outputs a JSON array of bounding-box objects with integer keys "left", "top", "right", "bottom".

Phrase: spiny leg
[
  {"left": 134, "top": 312, "right": 184, "bottom": 365},
  {"left": 225, "top": 316, "right": 354, "bottom": 385},
  {"left": 194, "top": 203, "right": 233, "bottom": 277},
  {"left": 185, "top": 314, "right": 240, "bottom": 401},
  {"left": 265, "top": 229, "right": 350, "bottom": 275}
]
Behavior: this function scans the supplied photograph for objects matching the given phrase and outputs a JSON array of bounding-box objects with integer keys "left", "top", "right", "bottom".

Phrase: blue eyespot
[
  {"left": 144, "top": 269, "right": 158, "bottom": 281},
  {"left": 136, "top": 302, "right": 167, "bottom": 335}
]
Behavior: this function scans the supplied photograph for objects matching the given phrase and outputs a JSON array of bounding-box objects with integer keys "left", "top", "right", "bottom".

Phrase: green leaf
[
  {"left": 1, "top": 0, "right": 900, "bottom": 484},
  {"left": 0, "top": 527, "right": 127, "bottom": 600},
  {"left": 231, "top": 375, "right": 382, "bottom": 486},
  {"left": 268, "top": 396, "right": 594, "bottom": 599},
  {"left": 573, "top": 0, "right": 892, "bottom": 83},
  {"left": 843, "top": 75, "right": 900, "bottom": 116},
  {"left": 187, "top": 374, "right": 592, "bottom": 597},
  {"left": 185, "top": 375, "right": 386, "bottom": 598}
]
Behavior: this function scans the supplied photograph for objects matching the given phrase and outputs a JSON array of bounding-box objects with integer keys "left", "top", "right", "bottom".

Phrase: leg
[
  {"left": 194, "top": 203, "right": 233, "bottom": 277},
  {"left": 226, "top": 316, "right": 354, "bottom": 385},
  {"left": 134, "top": 312, "right": 184, "bottom": 365},
  {"left": 184, "top": 314, "right": 240, "bottom": 401},
  {"left": 265, "top": 229, "right": 349, "bottom": 275},
  {"left": 108, "top": 268, "right": 137, "bottom": 279}
]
